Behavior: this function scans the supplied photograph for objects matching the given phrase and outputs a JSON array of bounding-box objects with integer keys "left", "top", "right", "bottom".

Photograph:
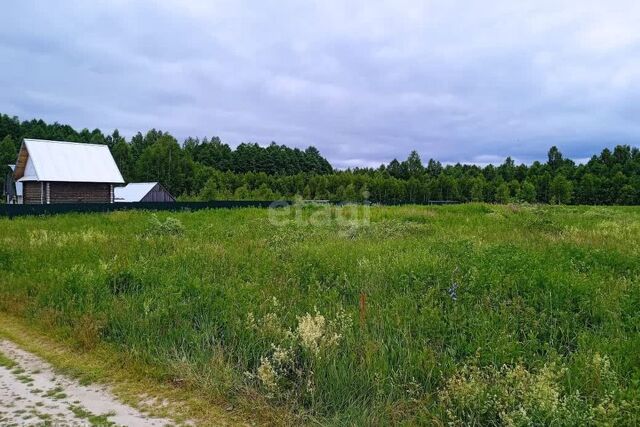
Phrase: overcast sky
[{"left": 2, "top": 1, "right": 640, "bottom": 168}]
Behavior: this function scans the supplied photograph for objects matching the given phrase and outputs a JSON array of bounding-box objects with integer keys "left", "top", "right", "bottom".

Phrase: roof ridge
[{"left": 24, "top": 138, "right": 110, "bottom": 148}]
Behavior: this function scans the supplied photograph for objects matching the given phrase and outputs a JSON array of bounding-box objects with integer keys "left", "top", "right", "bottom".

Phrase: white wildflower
[
  {"left": 306, "top": 370, "right": 316, "bottom": 394},
  {"left": 328, "top": 307, "right": 352, "bottom": 342},
  {"left": 271, "top": 344, "right": 292, "bottom": 366},
  {"left": 246, "top": 312, "right": 257, "bottom": 330},
  {"left": 257, "top": 357, "right": 278, "bottom": 390},
  {"left": 262, "top": 312, "right": 282, "bottom": 335},
  {"left": 324, "top": 332, "right": 342, "bottom": 348},
  {"left": 297, "top": 310, "right": 326, "bottom": 355}
]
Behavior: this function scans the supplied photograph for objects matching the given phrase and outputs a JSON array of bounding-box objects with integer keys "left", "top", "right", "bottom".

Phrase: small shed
[
  {"left": 4, "top": 164, "right": 23, "bottom": 204},
  {"left": 13, "top": 139, "right": 124, "bottom": 204},
  {"left": 114, "top": 182, "right": 175, "bottom": 203}
]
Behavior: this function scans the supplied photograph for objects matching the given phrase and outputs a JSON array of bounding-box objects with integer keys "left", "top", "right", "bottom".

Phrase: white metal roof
[
  {"left": 114, "top": 182, "right": 158, "bottom": 202},
  {"left": 16, "top": 139, "right": 124, "bottom": 183}
]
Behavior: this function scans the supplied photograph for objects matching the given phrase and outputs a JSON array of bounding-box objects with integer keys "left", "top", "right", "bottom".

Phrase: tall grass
[{"left": 1, "top": 204, "right": 639, "bottom": 424}]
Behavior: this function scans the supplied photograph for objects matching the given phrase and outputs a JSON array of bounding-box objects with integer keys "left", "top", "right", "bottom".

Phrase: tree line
[{"left": 1, "top": 113, "right": 639, "bottom": 205}]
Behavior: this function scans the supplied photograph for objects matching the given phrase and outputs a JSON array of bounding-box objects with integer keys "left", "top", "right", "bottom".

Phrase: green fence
[
  {"left": 0, "top": 200, "right": 462, "bottom": 218},
  {"left": 0, "top": 201, "right": 277, "bottom": 218}
]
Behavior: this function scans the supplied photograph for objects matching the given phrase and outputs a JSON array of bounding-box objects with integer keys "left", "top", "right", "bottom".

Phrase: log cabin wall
[
  {"left": 23, "top": 182, "right": 113, "bottom": 204},
  {"left": 23, "top": 182, "right": 43, "bottom": 204},
  {"left": 49, "top": 182, "right": 112, "bottom": 203}
]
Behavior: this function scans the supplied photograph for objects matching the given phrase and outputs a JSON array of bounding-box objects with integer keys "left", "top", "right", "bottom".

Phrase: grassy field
[{"left": 1, "top": 204, "right": 639, "bottom": 425}]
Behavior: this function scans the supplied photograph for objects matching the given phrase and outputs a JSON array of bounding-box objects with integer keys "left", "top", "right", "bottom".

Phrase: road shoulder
[{"left": 0, "top": 312, "right": 263, "bottom": 426}]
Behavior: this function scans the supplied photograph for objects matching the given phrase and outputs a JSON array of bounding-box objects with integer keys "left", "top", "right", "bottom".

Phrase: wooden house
[
  {"left": 114, "top": 182, "right": 175, "bottom": 203},
  {"left": 12, "top": 139, "right": 124, "bottom": 204}
]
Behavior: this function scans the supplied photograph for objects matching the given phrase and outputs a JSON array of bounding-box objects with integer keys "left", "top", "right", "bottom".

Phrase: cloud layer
[{"left": 2, "top": 0, "right": 640, "bottom": 168}]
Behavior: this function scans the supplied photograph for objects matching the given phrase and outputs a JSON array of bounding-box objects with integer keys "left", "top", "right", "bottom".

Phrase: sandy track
[{"left": 0, "top": 339, "right": 175, "bottom": 426}]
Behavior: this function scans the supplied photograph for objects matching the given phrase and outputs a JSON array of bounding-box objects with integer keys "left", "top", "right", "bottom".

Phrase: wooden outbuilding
[
  {"left": 114, "top": 182, "right": 175, "bottom": 203},
  {"left": 12, "top": 139, "right": 124, "bottom": 204},
  {"left": 4, "top": 164, "right": 23, "bottom": 204}
]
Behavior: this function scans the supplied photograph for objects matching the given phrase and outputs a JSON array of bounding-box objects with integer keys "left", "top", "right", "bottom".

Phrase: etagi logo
[{"left": 268, "top": 194, "right": 371, "bottom": 228}]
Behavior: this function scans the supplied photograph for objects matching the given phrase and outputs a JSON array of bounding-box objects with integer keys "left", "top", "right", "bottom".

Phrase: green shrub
[
  {"left": 437, "top": 355, "right": 624, "bottom": 426},
  {"left": 146, "top": 214, "right": 185, "bottom": 236}
]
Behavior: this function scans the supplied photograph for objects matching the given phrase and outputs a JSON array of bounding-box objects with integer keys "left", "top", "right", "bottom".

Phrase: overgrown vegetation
[
  {"left": 1, "top": 113, "right": 639, "bottom": 204},
  {"left": 0, "top": 351, "right": 17, "bottom": 369},
  {"left": 1, "top": 204, "right": 639, "bottom": 424},
  {"left": 145, "top": 214, "right": 185, "bottom": 236}
]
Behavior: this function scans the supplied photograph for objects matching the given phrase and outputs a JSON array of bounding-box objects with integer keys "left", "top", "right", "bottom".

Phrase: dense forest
[{"left": 1, "top": 113, "right": 639, "bottom": 205}]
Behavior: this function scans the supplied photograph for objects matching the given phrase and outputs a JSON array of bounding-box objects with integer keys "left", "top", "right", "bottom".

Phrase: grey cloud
[{"left": 1, "top": 0, "right": 640, "bottom": 169}]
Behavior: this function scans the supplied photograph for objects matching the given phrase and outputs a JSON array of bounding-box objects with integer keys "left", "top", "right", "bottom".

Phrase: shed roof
[
  {"left": 114, "top": 182, "right": 159, "bottom": 202},
  {"left": 14, "top": 139, "right": 124, "bottom": 183}
]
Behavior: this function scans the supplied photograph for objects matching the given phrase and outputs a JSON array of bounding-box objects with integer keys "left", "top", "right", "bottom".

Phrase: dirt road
[{"left": 0, "top": 339, "right": 176, "bottom": 426}]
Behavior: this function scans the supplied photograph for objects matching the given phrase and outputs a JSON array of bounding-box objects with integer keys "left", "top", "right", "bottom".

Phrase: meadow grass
[{"left": 0, "top": 203, "right": 639, "bottom": 425}]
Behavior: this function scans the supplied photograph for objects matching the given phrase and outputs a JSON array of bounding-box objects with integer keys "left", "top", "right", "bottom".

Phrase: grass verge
[{"left": 0, "top": 312, "right": 294, "bottom": 426}]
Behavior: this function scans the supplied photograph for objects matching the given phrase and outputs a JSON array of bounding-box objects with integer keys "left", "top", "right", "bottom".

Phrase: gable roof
[
  {"left": 114, "top": 182, "right": 159, "bottom": 202},
  {"left": 14, "top": 139, "right": 124, "bottom": 183}
]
